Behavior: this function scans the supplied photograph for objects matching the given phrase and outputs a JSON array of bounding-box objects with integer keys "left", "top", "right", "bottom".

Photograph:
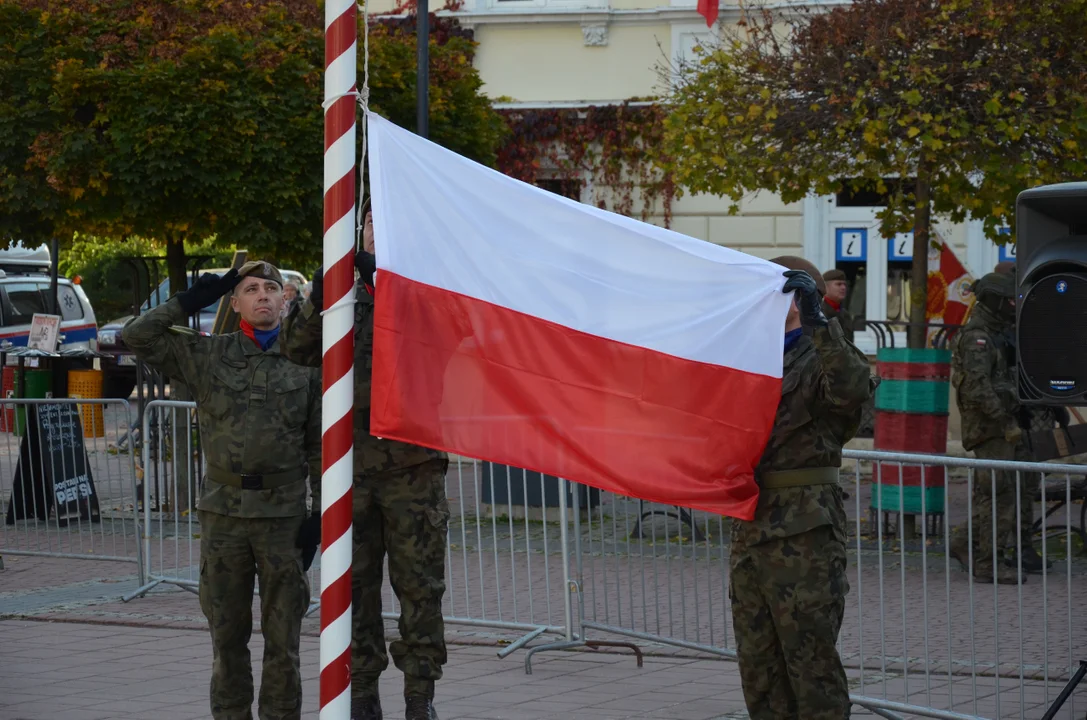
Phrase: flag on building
[
  {"left": 365, "top": 112, "right": 793, "bottom": 520},
  {"left": 925, "top": 230, "right": 975, "bottom": 347},
  {"left": 697, "top": 0, "right": 718, "bottom": 27}
]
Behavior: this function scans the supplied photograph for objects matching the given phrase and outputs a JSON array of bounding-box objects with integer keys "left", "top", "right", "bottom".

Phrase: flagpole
[
  {"left": 417, "top": 0, "right": 429, "bottom": 137},
  {"left": 320, "top": 0, "right": 357, "bottom": 717}
]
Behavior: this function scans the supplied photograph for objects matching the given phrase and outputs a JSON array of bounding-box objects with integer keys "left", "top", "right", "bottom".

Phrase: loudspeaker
[{"left": 1015, "top": 181, "right": 1087, "bottom": 405}]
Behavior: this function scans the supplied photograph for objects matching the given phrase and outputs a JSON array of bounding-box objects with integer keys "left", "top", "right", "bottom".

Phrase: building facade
[{"left": 371, "top": 0, "right": 1016, "bottom": 354}]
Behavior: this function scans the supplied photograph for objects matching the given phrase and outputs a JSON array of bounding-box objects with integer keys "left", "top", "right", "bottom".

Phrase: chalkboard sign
[{"left": 4, "top": 403, "right": 101, "bottom": 526}]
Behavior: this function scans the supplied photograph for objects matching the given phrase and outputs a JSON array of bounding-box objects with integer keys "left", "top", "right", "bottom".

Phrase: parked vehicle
[
  {"left": 0, "top": 244, "right": 98, "bottom": 357},
  {"left": 98, "top": 268, "right": 307, "bottom": 398}
]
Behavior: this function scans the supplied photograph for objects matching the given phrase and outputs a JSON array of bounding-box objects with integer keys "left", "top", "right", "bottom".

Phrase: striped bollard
[
  {"left": 321, "top": 0, "right": 357, "bottom": 717},
  {"left": 871, "top": 347, "right": 951, "bottom": 535}
]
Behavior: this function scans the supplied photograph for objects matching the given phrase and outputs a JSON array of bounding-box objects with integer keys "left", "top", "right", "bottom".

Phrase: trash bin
[
  {"left": 479, "top": 461, "right": 600, "bottom": 521},
  {"left": 67, "top": 369, "right": 105, "bottom": 438},
  {"left": 14, "top": 368, "right": 52, "bottom": 436}
]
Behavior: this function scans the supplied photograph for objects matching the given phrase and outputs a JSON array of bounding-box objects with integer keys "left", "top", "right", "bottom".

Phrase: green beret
[
  {"left": 823, "top": 269, "right": 847, "bottom": 283},
  {"left": 237, "top": 260, "right": 283, "bottom": 287}
]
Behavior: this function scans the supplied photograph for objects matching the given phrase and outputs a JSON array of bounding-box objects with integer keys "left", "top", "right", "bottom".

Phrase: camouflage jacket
[
  {"left": 951, "top": 304, "right": 1018, "bottom": 450},
  {"left": 281, "top": 285, "right": 444, "bottom": 475},
  {"left": 732, "top": 318, "right": 875, "bottom": 551},
  {"left": 821, "top": 299, "right": 855, "bottom": 343},
  {"left": 122, "top": 299, "right": 322, "bottom": 518}
]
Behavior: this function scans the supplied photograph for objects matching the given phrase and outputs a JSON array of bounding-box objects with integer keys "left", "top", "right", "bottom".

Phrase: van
[{"left": 0, "top": 244, "right": 98, "bottom": 355}]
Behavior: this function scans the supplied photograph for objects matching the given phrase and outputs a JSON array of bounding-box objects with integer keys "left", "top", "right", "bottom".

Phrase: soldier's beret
[
  {"left": 994, "top": 260, "right": 1016, "bottom": 275},
  {"left": 770, "top": 255, "right": 827, "bottom": 296},
  {"left": 822, "top": 268, "right": 847, "bottom": 283},
  {"left": 237, "top": 260, "right": 284, "bottom": 288}
]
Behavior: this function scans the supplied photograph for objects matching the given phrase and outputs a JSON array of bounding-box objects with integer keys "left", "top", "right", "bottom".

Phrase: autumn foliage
[
  {"left": 0, "top": 0, "right": 505, "bottom": 290},
  {"left": 661, "top": 0, "right": 1087, "bottom": 347}
]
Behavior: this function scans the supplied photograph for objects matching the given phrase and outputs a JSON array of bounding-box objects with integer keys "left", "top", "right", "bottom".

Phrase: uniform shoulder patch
[{"left": 975, "top": 337, "right": 987, "bottom": 346}]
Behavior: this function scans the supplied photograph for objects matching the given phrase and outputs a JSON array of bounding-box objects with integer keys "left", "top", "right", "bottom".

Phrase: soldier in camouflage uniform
[
  {"left": 730, "top": 256, "right": 875, "bottom": 720},
  {"left": 948, "top": 272, "right": 1048, "bottom": 583},
  {"left": 123, "top": 262, "right": 322, "bottom": 720},
  {"left": 282, "top": 207, "right": 448, "bottom": 720},
  {"left": 821, "top": 268, "right": 856, "bottom": 343}
]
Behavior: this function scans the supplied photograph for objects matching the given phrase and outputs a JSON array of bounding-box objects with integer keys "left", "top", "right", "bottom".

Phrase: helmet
[
  {"left": 972, "top": 272, "right": 1016, "bottom": 321},
  {"left": 770, "top": 255, "right": 826, "bottom": 296}
]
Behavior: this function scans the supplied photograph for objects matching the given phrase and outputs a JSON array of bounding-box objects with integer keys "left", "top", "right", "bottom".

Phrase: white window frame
[{"left": 483, "top": 0, "right": 608, "bottom": 12}]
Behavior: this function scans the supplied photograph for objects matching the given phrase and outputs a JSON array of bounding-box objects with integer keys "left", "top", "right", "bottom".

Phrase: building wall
[{"left": 425, "top": 0, "right": 1013, "bottom": 352}]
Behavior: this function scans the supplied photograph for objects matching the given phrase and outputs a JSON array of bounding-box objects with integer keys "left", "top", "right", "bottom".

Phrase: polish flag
[{"left": 366, "top": 112, "right": 791, "bottom": 520}]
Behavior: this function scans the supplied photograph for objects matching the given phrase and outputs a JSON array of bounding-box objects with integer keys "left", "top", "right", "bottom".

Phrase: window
[
  {"left": 58, "top": 285, "right": 84, "bottom": 321},
  {"left": 2, "top": 282, "right": 47, "bottom": 326},
  {"left": 537, "top": 178, "right": 583, "bottom": 201}
]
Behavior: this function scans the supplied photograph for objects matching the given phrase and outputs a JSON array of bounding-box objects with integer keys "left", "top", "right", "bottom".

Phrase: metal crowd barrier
[
  {"left": 523, "top": 450, "right": 1087, "bottom": 720},
  {"left": 0, "top": 398, "right": 140, "bottom": 565},
  {"left": 123, "top": 402, "right": 576, "bottom": 648},
  {"left": 122, "top": 400, "right": 324, "bottom": 605},
  {"left": 113, "top": 400, "right": 1087, "bottom": 719}
]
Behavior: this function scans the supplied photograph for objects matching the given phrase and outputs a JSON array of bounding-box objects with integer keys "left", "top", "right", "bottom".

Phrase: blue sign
[
  {"left": 835, "top": 227, "right": 867, "bottom": 262},
  {"left": 1057, "top": 280, "right": 1068, "bottom": 294},
  {"left": 997, "top": 226, "right": 1016, "bottom": 262},
  {"left": 888, "top": 231, "right": 913, "bottom": 261}
]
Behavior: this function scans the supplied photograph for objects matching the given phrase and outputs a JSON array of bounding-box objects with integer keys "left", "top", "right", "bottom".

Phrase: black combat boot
[
  {"left": 1007, "top": 543, "right": 1053, "bottom": 574},
  {"left": 404, "top": 693, "right": 438, "bottom": 720},
  {"left": 351, "top": 693, "right": 383, "bottom": 720}
]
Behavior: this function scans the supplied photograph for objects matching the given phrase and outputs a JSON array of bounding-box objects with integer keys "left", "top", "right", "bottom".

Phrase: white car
[{"left": 0, "top": 244, "right": 98, "bottom": 355}]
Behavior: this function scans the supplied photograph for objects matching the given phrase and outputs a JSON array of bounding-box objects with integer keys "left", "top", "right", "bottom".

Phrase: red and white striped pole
[{"left": 321, "top": 0, "right": 357, "bottom": 717}]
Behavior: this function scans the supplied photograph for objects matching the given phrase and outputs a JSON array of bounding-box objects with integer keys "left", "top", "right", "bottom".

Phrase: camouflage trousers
[
  {"left": 198, "top": 510, "right": 309, "bottom": 720},
  {"left": 730, "top": 525, "right": 851, "bottom": 720},
  {"left": 960, "top": 439, "right": 1038, "bottom": 568},
  {"left": 351, "top": 459, "right": 450, "bottom": 699}
]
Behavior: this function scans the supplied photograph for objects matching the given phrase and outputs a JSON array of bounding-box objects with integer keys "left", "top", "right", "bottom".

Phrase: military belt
[
  {"left": 760, "top": 467, "right": 839, "bottom": 489},
  {"left": 206, "top": 466, "right": 306, "bottom": 490}
]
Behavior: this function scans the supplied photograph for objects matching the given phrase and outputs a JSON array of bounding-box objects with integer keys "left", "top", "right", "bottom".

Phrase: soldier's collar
[{"left": 237, "top": 331, "right": 282, "bottom": 356}]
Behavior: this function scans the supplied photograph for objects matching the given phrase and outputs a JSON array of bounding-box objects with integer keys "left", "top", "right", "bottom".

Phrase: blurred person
[
  {"left": 821, "top": 269, "right": 855, "bottom": 343},
  {"left": 948, "top": 272, "right": 1039, "bottom": 583}
]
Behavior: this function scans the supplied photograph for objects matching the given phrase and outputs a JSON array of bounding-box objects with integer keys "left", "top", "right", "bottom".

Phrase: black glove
[
  {"left": 176, "top": 269, "right": 240, "bottom": 314},
  {"left": 355, "top": 250, "right": 377, "bottom": 283},
  {"left": 296, "top": 512, "right": 321, "bottom": 572},
  {"left": 782, "top": 270, "right": 828, "bottom": 328},
  {"left": 309, "top": 267, "right": 324, "bottom": 310}
]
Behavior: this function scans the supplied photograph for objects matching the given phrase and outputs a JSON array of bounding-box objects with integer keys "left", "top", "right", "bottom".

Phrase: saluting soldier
[{"left": 123, "top": 262, "right": 322, "bottom": 720}]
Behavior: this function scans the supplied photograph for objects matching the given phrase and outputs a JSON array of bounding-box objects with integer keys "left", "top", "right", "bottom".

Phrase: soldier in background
[
  {"left": 821, "top": 269, "right": 855, "bottom": 343},
  {"left": 123, "top": 262, "right": 323, "bottom": 720},
  {"left": 730, "top": 256, "right": 875, "bottom": 720},
  {"left": 282, "top": 207, "right": 448, "bottom": 720},
  {"left": 948, "top": 272, "right": 1040, "bottom": 583}
]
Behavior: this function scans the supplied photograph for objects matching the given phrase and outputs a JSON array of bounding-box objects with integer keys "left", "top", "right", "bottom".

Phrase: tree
[
  {"left": 0, "top": 0, "right": 505, "bottom": 295},
  {"left": 659, "top": 0, "right": 1087, "bottom": 347}
]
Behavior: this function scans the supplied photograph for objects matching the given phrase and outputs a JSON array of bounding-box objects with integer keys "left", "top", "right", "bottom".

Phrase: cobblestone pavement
[
  {"left": 3, "top": 405, "right": 1087, "bottom": 718},
  {"left": 2, "top": 552, "right": 1085, "bottom": 719}
]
